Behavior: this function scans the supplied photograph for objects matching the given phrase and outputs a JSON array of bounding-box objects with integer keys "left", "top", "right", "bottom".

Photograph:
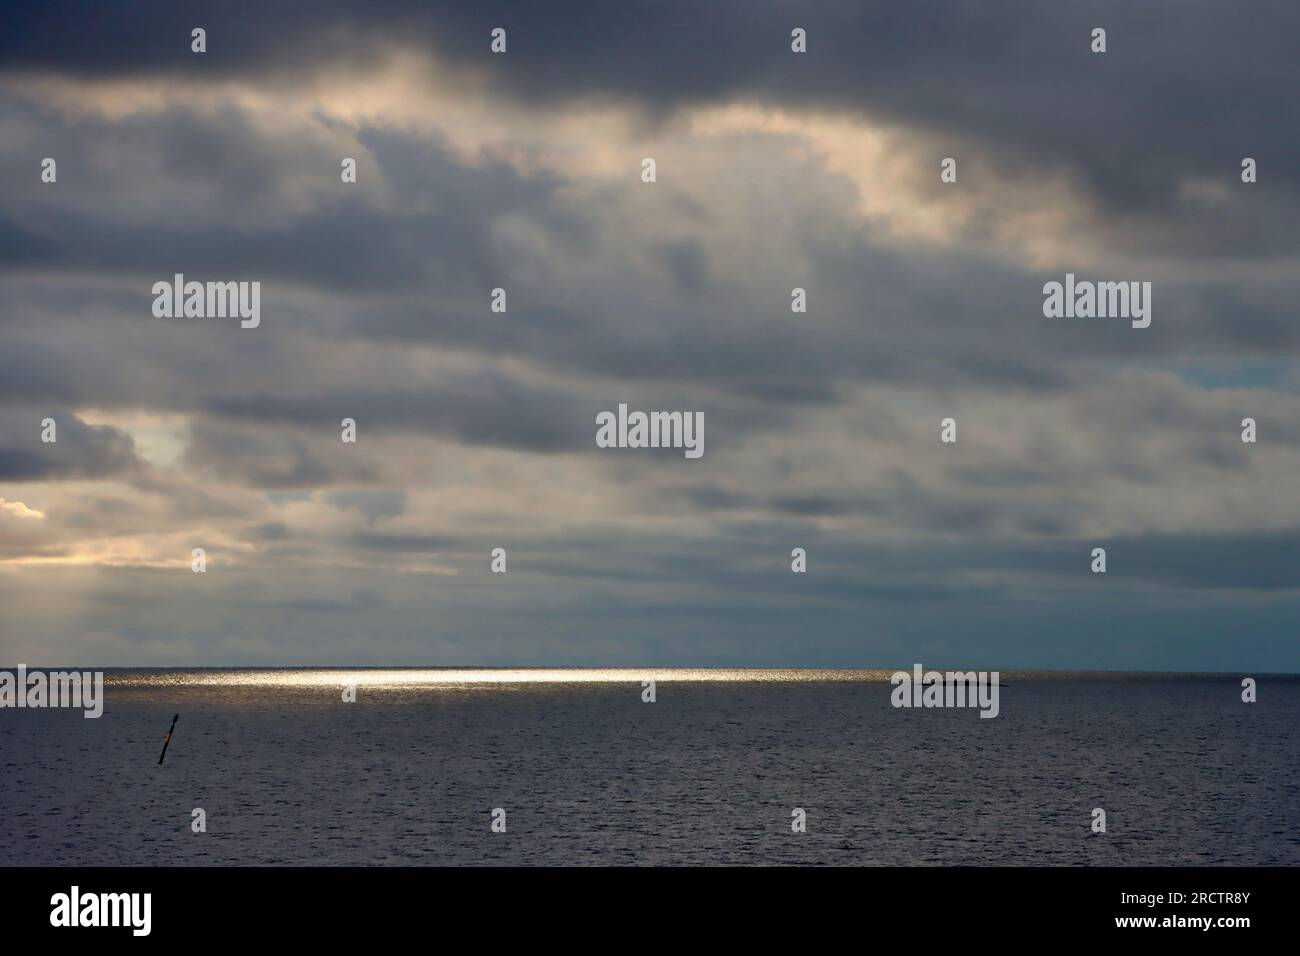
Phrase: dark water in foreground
[{"left": 2, "top": 669, "right": 1297, "bottom": 866}]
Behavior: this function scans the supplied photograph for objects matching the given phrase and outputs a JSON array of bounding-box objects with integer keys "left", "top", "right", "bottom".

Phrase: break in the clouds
[{"left": 1, "top": 2, "right": 1298, "bottom": 671}]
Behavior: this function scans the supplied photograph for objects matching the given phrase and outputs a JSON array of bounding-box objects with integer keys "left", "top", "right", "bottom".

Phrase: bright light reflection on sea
[{"left": 109, "top": 668, "right": 896, "bottom": 689}]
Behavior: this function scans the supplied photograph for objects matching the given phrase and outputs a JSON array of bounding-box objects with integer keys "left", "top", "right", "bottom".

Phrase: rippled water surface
[{"left": 2, "top": 669, "right": 1296, "bottom": 865}]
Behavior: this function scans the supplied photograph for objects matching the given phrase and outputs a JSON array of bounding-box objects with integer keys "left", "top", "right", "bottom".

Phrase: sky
[{"left": 1, "top": 2, "right": 1299, "bottom": 670}]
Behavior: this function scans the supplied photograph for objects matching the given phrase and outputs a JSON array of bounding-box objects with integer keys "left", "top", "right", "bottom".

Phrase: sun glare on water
[{"left": 110, "top": 668, "right": 893, "bottom": 689}]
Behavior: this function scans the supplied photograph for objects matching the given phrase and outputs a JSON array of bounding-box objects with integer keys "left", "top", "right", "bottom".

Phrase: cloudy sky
[{"left": 2, "top": 2, "right": 1298, "bottom": 670}]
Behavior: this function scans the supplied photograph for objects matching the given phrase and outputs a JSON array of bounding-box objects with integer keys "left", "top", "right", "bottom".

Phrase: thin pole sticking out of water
[{"left": 158, "top": 714, "right": 179, "bottom": 765}]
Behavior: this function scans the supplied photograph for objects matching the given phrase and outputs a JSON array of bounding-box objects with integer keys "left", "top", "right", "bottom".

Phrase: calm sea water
[{"left": 2, "top": 669, "right": 1297, "bottom": 866}]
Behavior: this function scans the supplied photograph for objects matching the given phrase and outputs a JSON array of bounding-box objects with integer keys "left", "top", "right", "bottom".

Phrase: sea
[{"left": 2, "top": 669, "right": 1297, "bottom": 866}]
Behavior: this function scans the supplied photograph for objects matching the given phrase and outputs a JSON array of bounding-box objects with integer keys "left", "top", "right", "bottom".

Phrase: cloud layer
[{"left": 2, "top": 2, "right": 1298, "bottom": 669}]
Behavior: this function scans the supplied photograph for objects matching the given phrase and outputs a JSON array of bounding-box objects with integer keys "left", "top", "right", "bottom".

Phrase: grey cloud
[
  {"left": 0, "top": 409, "right": 141, "bottom": 480},
  {"left": 328, "top": 490, "right": 406, "bottom": 522},
  {"left": 182, "top": 419, "right": 381, "bottom": 488},
  {"left": 5, "top": 2, "right": 1296, "bottom": 259},
  {"left": 350, "top": 532, "right": 463, "bottom": 554}
]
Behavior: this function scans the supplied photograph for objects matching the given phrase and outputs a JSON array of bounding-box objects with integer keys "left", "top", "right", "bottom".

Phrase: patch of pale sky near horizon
[{"left": 76, "top": 408, "right": 187, "bottom": 467}]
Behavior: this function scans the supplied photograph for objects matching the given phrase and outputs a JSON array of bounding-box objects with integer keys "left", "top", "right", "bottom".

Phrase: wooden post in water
[{"left": 158, "top": 713, "right": 179, "bottom": 765}]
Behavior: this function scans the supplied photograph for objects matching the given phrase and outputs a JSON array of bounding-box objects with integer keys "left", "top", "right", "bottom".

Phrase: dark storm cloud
[
  {"left": 0, "top": 409, "right": 141, "bottom": 480},
  {"left": 4, "top": 2, "right": 1297, "bottom": 256},
  {"left": 0, "top": 163, "right": 547, "bottom": 297},
  {"left": 0, "top": 2, "right": 401, "bottom": 79},
  {"left": 676, "top": 482, "right": 1075, "bottom": 537},
  {"left": 0, "top": 85, "right": 1295, "bottom": 421},
  {"left": 0, "top": 100, "right": 582, "bottom": 299},
  {"left": 350, "top": 237, "right": 1299, "bottom": 396},
  {"left": 204, "top": 376, "right": 593, "bottom": 455}
]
